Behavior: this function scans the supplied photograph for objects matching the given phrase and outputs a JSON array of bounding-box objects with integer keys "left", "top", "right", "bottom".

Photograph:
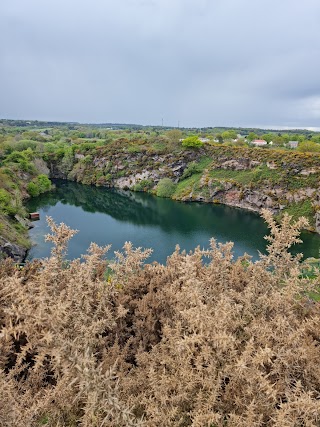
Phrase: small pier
[{"left": 29, "top": 212, "right": 40, "bottom": 221}]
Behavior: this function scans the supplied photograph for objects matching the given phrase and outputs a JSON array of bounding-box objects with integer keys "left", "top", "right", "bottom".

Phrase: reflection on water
[{"left": 25, "top": 180, "right": 320, "bottom": 263}]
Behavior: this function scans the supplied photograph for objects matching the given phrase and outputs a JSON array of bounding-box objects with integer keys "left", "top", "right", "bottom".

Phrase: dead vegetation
[{"left": 0, "top": 211, "right": 320, "bottom": 426}]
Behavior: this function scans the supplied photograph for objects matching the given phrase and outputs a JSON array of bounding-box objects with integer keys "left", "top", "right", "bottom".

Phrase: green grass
[
  {"left": 174, "top": 163, "right": 285, "bottom": 200},
  {"left": 307, "top": 291, "right": 320, "bottom": 301},
  {"left": 173, "top": 174, "right": 202, "bottom": 199},
  {"left": 150, "top": 142, "right": 168, "bottom": 153},
  {"left": 281, "top": 200, "right": 315, "bottom": 225},
  {"left": 181, "top": 157, "right": 212, "bottom": 180},
  {"left": 208, "top": 165, "right": 283, "bottom": 186},
  {"left": 287, "top": 173, "right": 320, "bottom": 190},
  {"left": 127, "top": 144, "right": 146, "bottom": 153},
  {"left": 197, "top": 156, "right": 213, "bottom": 169}
]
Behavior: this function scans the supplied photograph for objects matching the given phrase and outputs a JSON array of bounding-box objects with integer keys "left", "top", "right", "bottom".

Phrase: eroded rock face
[
  {"left": 316, "top": 211, "right": 320, "bottom": 234},
  {"left": 285, "top": 188, "right": 317, "bottom": 203},
  {"left": 114, "top": 171, "right": 158, "bottom": 189},
  {"left": 47, "top": 148, "right": 320, "bottom": 234},
  {"left": 0, "top": 242, "right": 27, "bottom": 262},
  {"left": 300, "top": 168, "right": 320, "bottom": 176},
  {"left": 220, "top": 159, "right": 260, "bottom": 170},
  {"left": 232, "top": 191, "right": 275, "bottom": 211}
]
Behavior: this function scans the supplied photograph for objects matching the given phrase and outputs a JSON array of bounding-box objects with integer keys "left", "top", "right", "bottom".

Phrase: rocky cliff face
[
  {"left": 59, "top": 150, "right": 201, "bottom": 187},
  {"left": 48, "top": 146, "right": 320, "bottom": 233},
  {"left": 316, "top": 212, "right": 320, "bottom": 234},
  {"left": 0, "top": 239, "right": 27, "bottom": 262}
]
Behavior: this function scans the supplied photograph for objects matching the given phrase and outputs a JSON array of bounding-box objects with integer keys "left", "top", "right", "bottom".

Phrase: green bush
[
  {"left": 27, "top": 175, "right": 52, "bottom": 197},
  {"left": 156, "top": 178, "right": 176, "bottom": 198},
  {"left": 3, "top": 140, "right": 39, "bottom": 154},
  {"left": 5, "top": 151, "right": 26, "bottom": 163},
  {"left": 0, "top": 188, "right": 20, "bottom": 216},
  {"left": 37, "top": 174, "right": 52, "bottom": 192},
  {"left": 0, "top": 188, "right": 11, "bottom": 205},
  {"left": 82, "top": 154, "right": 93, "bottom": 164},
  {"left": 27, "top": 182, "right": 40, "bottom": 197},
  {"left": 18, "top": 159, "right": 36, "bottom": 173},
  {"left": 133, "top": 179, "right": 154, "bottom": 192},
  {"left": 182, "top": 162, "right": 200, "bottom": 179},
  {"left": 4, "top": 150, "right": 36, "bottom": 173},
  {"left": 297, "top": 141, "right": 320, "bottom": 153},
  {"left": 181, "top": 136, "right": 204, "bottom": 148}
]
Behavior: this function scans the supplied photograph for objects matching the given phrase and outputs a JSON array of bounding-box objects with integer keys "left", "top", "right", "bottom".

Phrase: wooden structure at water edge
[{"left": 29, "top": 212, "right": 40, "bottom": 221}]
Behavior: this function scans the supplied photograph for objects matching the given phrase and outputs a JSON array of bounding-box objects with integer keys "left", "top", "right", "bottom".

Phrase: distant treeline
[{"left": 0, "top": 118, "right": 318, "bottom": 136}]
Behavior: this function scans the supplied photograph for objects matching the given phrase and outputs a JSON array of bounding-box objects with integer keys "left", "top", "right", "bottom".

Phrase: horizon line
[{"left": 1, "top": 118, "right": 319, "bottom": 133}]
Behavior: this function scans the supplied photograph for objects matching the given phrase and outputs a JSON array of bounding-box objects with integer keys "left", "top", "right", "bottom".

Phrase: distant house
[
  {"left": 251, "top": 139, "right": 268, "bottom": 146},
  {"left": 199, "top": 137, "right": 210, "bottom": 143},
  {"left": 288, "top": 141, "right": 299, "bottom": 149}
]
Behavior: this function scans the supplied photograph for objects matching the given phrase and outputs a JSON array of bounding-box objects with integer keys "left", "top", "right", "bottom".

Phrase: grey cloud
[{"left": 1, "top": 0, "right": 320, "bottom": 127}]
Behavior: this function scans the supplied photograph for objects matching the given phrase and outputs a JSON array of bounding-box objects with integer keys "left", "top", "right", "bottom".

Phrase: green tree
[
  {"left": 215, "top": 133, "right": 223, "bottom": 143},
  {"left": 222, "top": 130, "right": 237, "bottom": 140},
  {"left": 297, "top": 140, "right": 320, "bottom": 153},
  {"left": 261, "top": 133, "right": 274, "bottom": 143},
  {"left": 272, "top": 135, "right": 285, "bottom": 147},
  {"left": 247, "top": 132, "right": 258, "bottom": 141},
  {"left": 311, "top": 134, "right": 320, "bottom": 144},
  {"left": 281, "top": 133, "right": 290, "bottom": 144}
]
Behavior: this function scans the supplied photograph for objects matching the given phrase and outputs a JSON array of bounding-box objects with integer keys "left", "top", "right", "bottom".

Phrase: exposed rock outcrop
[
  {"left": 47, "top": 146, "right": 320, "bottom": 234},
  {"left": 316, "top": 211, "right": 320, "bottom": 234},
  {"left": 220, "top": 159, "right": 260, "bottom": 170},
  {"left": 0, "top": 240, "right": 27, "bottom": 262}
]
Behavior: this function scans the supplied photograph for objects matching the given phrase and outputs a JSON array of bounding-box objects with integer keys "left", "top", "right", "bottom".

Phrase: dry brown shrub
[{"left": 0, "top": 211, "right": 320, "bottom": 426}]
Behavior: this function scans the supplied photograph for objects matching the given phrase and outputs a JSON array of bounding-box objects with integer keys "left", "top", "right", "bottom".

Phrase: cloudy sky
[{"left": 1, "top": 0, "right": 320, "bottom": 128}]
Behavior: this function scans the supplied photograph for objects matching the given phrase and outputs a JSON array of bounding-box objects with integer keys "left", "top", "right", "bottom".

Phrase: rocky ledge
[{"left": 0, "top": 240, "right": 27, "bottom": 263}]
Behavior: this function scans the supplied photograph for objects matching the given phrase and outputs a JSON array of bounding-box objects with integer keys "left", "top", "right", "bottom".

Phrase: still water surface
[{"left": 26, "top": 180, "right": 320, "bottom": 264}]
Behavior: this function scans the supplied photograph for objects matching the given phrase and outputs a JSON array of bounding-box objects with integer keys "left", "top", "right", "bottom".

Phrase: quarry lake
[{"left": 26, "top": 180, "right": 320, "bottom": 263}]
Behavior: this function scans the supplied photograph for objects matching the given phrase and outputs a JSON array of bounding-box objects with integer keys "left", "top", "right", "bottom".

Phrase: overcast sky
[{"left": 1, "top": 0, "right": 320, "bottom": 129}]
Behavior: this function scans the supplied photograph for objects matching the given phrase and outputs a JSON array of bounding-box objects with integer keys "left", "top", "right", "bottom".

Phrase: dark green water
[{"left": 26, "top": 180, "right": 320, "bottom": 264}]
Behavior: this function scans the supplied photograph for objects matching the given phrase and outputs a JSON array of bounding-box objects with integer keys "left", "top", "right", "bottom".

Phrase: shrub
[
  {"left": 27, "top": 181, "right": 40, "bottom": 197},
  {"left": 27, "top": 175, "right": 52, "bottom": 197},
  {"left": 181, "top": 135, "right": 204, "bottom": 148},
  {"left": 156, "top": 177, "right": 176, "bottom": 197},
  {"left": 133, "top": 179, "right": 153, "bottom": 192},
  {"left": 0, "top": 213, "right": 320, "bottom": 426},
  {"left": 4, "top": 150, "right": 36, "bottom": 173},
  {"left": 4, "top": 151, "right": 26, "bottom": 163},
  {"left": 0, "top": 188, "right": 11, "bottom": 206},
  {"left": 81, "top": 154, "right": 93, "bottom": 164},
  {"left": 3, "top": 140, "right": 40, "bottom": 154},
  {"left": 181, "top": 161, "right": 205, "bottom": 179},
  {"left": 297, "top": 140, "right": 320, "bottom": 153},
  {"left": 37, "top": 174, "right": 52, "bottom": 192}
]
